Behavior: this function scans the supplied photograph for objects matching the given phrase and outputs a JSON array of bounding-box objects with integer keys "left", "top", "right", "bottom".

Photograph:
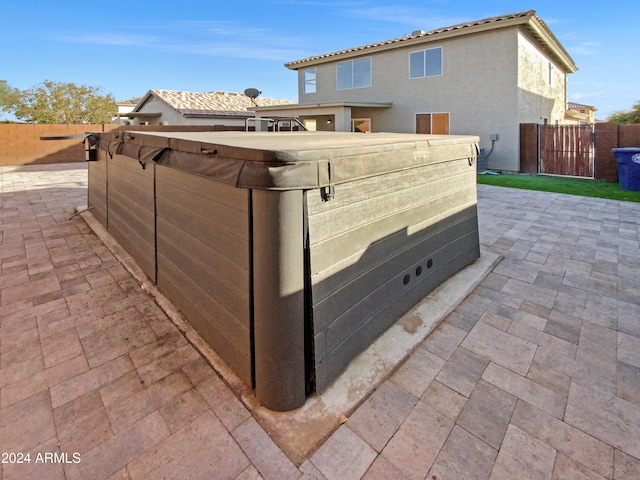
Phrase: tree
[
  {"left": 5, "top": 80, "right": 116, "bottom": 124},
  {"left": 606, "top": 100, "right": 640, "bottom": 124},
  {"left": 0, "top": 80, "right": 18, "bottom": 110}
]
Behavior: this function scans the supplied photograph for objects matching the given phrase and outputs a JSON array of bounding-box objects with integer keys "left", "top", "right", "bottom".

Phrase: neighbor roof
[
  {"left": 137, "top": 90, "right": 294, "bottom": 118},
  {"left": 116, "top": 96, "right": 142, "bottom": 106},
  {"left": 285, "top": 10, "right": 577, "bottom": 73},
  {"left": 568, "top": 102, "right": 597, "bottom": 112}
]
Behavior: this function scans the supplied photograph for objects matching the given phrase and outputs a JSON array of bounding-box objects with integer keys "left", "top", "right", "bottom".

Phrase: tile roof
[
  {"left": 568, "top": 102, "right": 597, "bottom": 111},
  {"left": 116, "top": 96, "right": 143, "bottom": 106},
  {"left": 285, "top": 10, "right": 576, "bottom": 73},
  {"left": 148, "top": 90, "right": 294, "bottom": 117}
]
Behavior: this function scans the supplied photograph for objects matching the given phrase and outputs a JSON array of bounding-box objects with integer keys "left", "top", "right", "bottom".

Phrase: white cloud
[
  {"left": 52, "top": 33, "right": 161, "bottom": 47},
  {"left": 164, "top": 42, "right": 307, "bottom": 61},
  {"left": 269, "top": 0, "right": 366, "bottom": 6},
  {"left": 569, "top": 41, "right": 602, "bottom": 56},
  {"left": 347, "top": 5, "right": 465, "bottom": 29},
  {"left": 49, "top": 21, "right": 307, "bottom": 61}
]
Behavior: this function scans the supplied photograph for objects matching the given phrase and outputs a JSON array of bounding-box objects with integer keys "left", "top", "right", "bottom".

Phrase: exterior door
[{"left": 416, "top": 113, "right": 449, "bottom": 134}]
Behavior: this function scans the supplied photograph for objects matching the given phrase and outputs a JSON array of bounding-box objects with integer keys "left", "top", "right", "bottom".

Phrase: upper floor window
[
  {"left": 303, "top": 68, "right": 316, "bottom": 94},
  {"left": 337, "top": 57, "right": 371, "bottom": 90},
  {"left": 409, "top": 47, "right": 442, "bottom": 78},
  {"left": 548, "top": 63, "right": 554, "bottom": 86}
]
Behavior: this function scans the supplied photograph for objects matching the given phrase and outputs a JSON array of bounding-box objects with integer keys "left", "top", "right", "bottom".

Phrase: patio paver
[{"left": 1, "top": 163, "right": 639, "bottom": 479}]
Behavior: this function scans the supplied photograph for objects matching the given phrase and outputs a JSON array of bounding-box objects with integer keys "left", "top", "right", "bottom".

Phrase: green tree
[
  {"left": 0, "top": 80, "right": 18, "bottom": 110},
  {"left": 5, "top": 80, "right": 116, "bottom": 124},
  {"left": 607, "top": 100, "right": 640, "bottom": 124}
]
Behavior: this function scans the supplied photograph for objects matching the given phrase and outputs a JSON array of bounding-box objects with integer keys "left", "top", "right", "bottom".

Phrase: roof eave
[
  {"left": 526, "top": 16, "right": 577, "bottom": 73},
  {"left": 252, "top": 101, "right": 393, "bottom": 112},
  {"left": 115, "top": 112, "right": 162, "bottom": 118},
  {"left": 285, "top": 12, "right": 539, "bottom": 69},
  {"left": 565, "top": 110, "right": 589, "bottom": 121},
  {"left": 285, "top": 10, "right": 577, "bottom": 74}
]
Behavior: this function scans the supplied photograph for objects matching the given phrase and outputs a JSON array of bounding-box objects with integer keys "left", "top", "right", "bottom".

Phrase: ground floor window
[
  {"left": 416, "top": 113, "right": 449, "bottom": 134},
  {"left": 352, "top": 118, "right": 371, "bottom": 133},
  {"left": 303, "top": 119, "right": 317, "bottom": 131}
]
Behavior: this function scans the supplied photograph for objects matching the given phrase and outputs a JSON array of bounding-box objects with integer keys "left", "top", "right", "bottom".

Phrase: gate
[{"left": 539, "top": 124, "right": 594, "bottom": 177}]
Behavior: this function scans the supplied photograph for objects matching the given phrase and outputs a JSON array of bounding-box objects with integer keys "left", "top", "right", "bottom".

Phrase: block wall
[{"left": 0, "top": 124, "right": 244, "bottom": 166}]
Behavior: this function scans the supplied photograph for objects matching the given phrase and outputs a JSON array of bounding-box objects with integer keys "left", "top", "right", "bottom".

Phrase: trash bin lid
[
  {"left": 612, "top": 147, "right": 640, "bottom": 152},
  {"left": 94, "top": 131, "right": 479, "bottom": 190}
]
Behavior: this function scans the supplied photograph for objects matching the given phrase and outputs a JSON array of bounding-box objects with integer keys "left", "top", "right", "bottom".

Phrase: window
[
  {"left": 351, "top": 118, "right": 371, "bottom": 133},
  {"left": 409, "top": 47, "right": 442, "bottom": 78},
  {"left": 337, "top": 57, "right": 371, "bottom": 90},
  {"left": 416, "top": 113, "right": 449, "bottom": 134},
  {"left": 303, "top": 68, "right": 316, "bottom": 94},
  {"left": 548, "top": 62, "right": 553, "bottom": 86}
]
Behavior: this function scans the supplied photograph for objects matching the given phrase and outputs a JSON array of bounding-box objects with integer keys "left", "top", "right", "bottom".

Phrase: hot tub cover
[{"left": 94, "top": 131, "right": 479, "bottom": 191}]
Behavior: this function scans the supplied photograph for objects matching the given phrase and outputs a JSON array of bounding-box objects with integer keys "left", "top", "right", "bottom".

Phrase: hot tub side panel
[
  {"left": 307, "top": 156, "right": 480, "bottom": 392},
  {"left": 105, "top": 154, "right": 156, "bottom": 282},
  {"left": 154, "top": 165, "right": 253, "bottom": 385},
  {"left": 87, "top": 150, "right": 108, "bottom": 227}
]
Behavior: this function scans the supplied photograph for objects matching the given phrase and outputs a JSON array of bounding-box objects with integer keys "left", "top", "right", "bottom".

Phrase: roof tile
[
  {"left": 285, "top": 10, "right": 536, "bottom": 67},
  {"left": 151, "top": 90, "right": 294, "bottom": 116}
]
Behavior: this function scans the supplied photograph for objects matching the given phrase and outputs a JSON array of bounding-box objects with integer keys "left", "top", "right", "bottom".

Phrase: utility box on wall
[{"left": 88, "top": 131, "right": 480, "bottom": 411}]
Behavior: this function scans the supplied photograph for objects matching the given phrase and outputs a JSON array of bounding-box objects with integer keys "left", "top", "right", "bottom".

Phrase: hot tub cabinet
[{"left": 88, "top": 131, "right": 480, "bottom": 411}]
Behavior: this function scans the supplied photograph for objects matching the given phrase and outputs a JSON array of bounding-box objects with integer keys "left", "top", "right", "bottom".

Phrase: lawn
[{"left": 477, "top": 173, "right": 640, "bottom": 203}]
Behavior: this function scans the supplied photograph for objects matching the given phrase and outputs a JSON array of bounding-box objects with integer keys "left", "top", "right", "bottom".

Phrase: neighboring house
[
  {"left": 116, "top": 89, "right": 294, "bottom": 127},
  {"left": 113, "top": 96, "right": 142, "bottom": 124},
  {"left": 253, "top": 10, "right": 578, "bottom": 172},
  {"left": 566, "top": 102, "right": 598, "bottom": 124}
]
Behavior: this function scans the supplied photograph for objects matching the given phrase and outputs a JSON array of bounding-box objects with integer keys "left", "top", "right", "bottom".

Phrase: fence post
[
  {"left": 519, "top": 123, "right": 538, "bottom": 174},
  {"left": 593, "top": 123, "right": 619, "bottom": 181}
]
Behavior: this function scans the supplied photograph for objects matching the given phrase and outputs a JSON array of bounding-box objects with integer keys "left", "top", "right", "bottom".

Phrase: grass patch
[{"left": 477, "top": 173, "right": 640, "bottom": 203}]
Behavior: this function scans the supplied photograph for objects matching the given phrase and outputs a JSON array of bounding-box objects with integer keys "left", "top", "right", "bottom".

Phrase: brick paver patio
[{"left": 1, "top": 163, "right": 639, "bottom": 479}]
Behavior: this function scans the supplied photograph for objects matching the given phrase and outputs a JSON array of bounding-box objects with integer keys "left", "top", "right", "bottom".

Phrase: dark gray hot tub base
[{"left": 88, "top": 131, "right": 480, "bottom": 411}]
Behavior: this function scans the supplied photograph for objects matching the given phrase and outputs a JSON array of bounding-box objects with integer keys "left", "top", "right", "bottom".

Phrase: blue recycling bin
[{"left": 612, "top": 148, "right": 640, "bottom": 192}]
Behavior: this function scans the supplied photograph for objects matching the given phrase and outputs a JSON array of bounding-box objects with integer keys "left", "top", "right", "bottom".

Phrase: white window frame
[
  {"left": 336, "top": 57, "right": 372, "bottom": 90},
  {"left": 409, "top": 47, "right": 443, "bottom": 79},
  {"left": 548, "top": 62, "right": 554, "bottom": 86},
  {"left": 303, "top": 67, "right": 316, "bottom": 94}
]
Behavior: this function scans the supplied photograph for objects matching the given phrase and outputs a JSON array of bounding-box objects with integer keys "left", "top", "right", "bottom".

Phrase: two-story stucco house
[{"left": 254, "top": 10, "right": 578, "bottom": 172}]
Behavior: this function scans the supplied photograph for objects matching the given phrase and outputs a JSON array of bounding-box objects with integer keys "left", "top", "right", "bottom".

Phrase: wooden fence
[
  {"left": 520, "top": 123, "right": 640, "bottom": 181},
  {"left": 539, "top": 124, "right": 594, "bottom": 177}
]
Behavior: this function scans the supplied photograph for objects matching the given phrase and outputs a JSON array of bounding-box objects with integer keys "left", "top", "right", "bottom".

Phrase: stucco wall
[{"left": 517, "top": 31, "right": 567, "bottom": 125}]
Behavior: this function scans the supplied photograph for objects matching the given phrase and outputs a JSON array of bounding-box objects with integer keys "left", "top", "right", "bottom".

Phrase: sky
[{"left": 1, "top": 0, "right": 638, "bottom": 121}]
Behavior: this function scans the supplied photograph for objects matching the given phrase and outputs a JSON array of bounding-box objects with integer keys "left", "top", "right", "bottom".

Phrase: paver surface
[{"left": 1, "top": 163, "right": 639, "bottom": 479}]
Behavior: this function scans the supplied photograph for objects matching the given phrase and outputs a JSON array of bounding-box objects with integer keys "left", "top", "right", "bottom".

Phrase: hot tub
[{"left": 87, "top": 130, "right": 480, "bottom": 411}]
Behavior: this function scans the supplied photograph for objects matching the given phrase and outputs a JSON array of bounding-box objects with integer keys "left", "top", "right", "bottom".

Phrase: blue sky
[{"left": 1, "top": 0, "right": 638, "bottom": 120}]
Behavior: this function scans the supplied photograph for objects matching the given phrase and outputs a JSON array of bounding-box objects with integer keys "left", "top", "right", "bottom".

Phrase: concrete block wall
[
  {"left": 0, "top": 124, "right": 121, "bottom": 166},
  {"left": 594, "top": 123, "right": 640, "bottom": 181},
  {"left": 0, "top": 124, "right": 245, "bottom": 167}
]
